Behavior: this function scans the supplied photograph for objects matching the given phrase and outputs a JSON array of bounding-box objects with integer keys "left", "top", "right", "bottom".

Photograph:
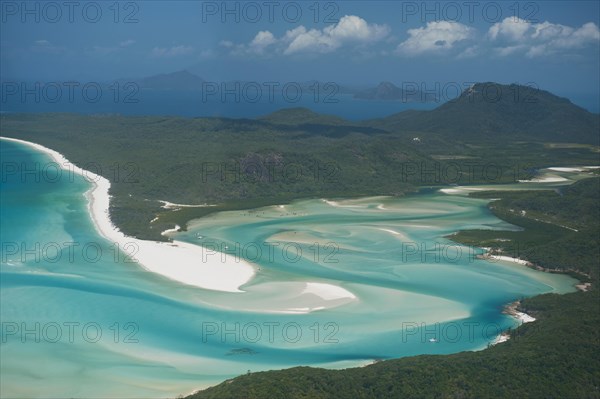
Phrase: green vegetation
[
  {"left": 452, "top": 178, "right": 600, "bottom": 279},
  {"left": 368, "top": 82, "right": 600, "bottom": 144},
  {"left": 257, "top": 107, "right": 348, "bottom": 125},
  {"left": 187, "top": 178, "right": 600, "bottom": 399},
  {"left": 0, "top": 112, "right": 429, "bottom": 239}
]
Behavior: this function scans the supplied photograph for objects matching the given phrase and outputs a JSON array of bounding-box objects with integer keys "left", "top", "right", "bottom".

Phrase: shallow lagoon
[{"left": 0, "top": 140, "right": 579, "bottom": 398}]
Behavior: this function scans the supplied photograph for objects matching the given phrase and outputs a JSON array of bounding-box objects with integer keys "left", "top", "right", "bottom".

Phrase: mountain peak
[{"left": 373, "top": 82, "right": 599, "bottom": 144}]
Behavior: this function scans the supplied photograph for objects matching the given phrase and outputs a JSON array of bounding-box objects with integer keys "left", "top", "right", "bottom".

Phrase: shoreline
[
  {"left": 503, "top": 300, "right": 536, "bottom": 324},
  {"left": 491, "top": 300, "right": 536, "bottom": 346},
  {"left": 476, "top": 249, "right": 592, "bottom": 281},
  {"left": 1, "top": 136, "right": 256, "bottom": 293},
  {"left": 475, "top": 248, "right": 583, "bottom": 345}
]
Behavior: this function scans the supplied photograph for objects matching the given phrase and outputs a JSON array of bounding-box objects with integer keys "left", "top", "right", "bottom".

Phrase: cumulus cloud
[
  {"left": 488, "top": 17, "right": 532, "bottom": 41},
  {"left": 285, "top": 15, "right": 389, "bottom": 54},
  {"left": 151, "top": 45, "right": 194, "bottom": 58},
  {"left": 488, "top": 18, "right": 600, "bottom": 57},
  {"left": 227, "top": 15, "right": 389, "bottom": 56},
  {"left": 249, "top": 31, "right": 277, "bottom": 54},
  {"left": 222, "top": 15, "right": 598, "bottom": 60},
  {"left": 394, "top": 18, "right": 599, "bottom": 59},
  {"left": 395, "top": 21, "right": 474, "bottom": 56}
]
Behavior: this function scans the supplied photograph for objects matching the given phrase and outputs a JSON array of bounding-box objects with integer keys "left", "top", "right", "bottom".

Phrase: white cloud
[
  {"left": 284, "top": 15, "right": 390, "bottom": 54},
  {"left": 151, "top": 45, "right": 194, "bottom": 58},
  {"left": 397, "top": 18, "right": 599, "bottom": 59},
  {"left": 327, "top": 15, "right": 389, "bottom": 41},
  {"left": 396, "top": 21, "right": 474, "bottom": 56},
  {"left": 283, "top": 26, "right": 308, "bottom": 42},
  {"left": 249, "top": 31, "right": 277, "bottom": 54},
  {"left": 225, "top": 15, "right": 389, "bottom": 56},
  {"left": 489, "top": 18, "right": 600, "bottom": 57},
  {"left": 495, "top": 45, "right": 527, "bottom": 57},
  {"left": 284, "top": 28, "right": 337, "bottom": 54},
  {"left": 543, "top": 22, "right": 600, "bottom": 49},
  {"left": 222, "top": 15, "right": 598, "bottom": 60},
  {"left": 488, "top": 17, "right": 532, "bottom": 41}
]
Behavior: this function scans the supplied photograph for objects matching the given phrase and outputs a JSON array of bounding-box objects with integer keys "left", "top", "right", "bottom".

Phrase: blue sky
[{"left": 1, "top": 1, "right": 599, "bottom": 99}]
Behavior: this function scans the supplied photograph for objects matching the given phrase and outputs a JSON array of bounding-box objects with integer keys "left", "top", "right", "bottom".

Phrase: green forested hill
[{"left": 368, "top": 83, "right": 600, "bottom": 144}]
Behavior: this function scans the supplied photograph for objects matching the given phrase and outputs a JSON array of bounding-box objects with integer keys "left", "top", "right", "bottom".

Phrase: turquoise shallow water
[{"left": 0, "top": 140, "right": 579, "bottom": 398}]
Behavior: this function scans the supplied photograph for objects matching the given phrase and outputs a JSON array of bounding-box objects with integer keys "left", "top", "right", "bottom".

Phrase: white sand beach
[
  {"left": 1, "top": 137, "right": 256, "bottom": 293},
  {"left": 518, "top": 175, "right": 569, "bottom": 183},
  {"left": 492, "top": 301, "right": 536, "bottom": 345},
  {"left": 504, "top": 301, "right": 536, "bottom": 324},
  {"left": 492, "top": 332, "right": 510, "bottom": 345},
  {"left": 486, "top": 254, "right": 532, "bottom": 266},
  {"left": 513, "top": 310, "right": 536, "bottom": 323},
  {"left": 439, "top": 187, "right": 486, "bottom": 195},
  {"left": 548, "top": 167, "right": 584, "bottom": 172},
  {"left": 576, "top": 282, "right": 592, "bottom": 292}
]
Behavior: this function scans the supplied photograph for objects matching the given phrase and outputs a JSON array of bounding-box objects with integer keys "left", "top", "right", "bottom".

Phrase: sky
[{"left": 1, "top": 0, "right": 599, "bottom": 100}]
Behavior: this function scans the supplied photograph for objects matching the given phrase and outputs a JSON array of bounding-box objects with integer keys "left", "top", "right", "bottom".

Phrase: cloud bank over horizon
[{"left": 221, "top": 15, "right": 599, "bottom": 59}]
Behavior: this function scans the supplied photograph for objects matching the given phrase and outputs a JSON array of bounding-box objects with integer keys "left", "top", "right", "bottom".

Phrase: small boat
[{"left": 428, "top": 338, "right": 438, "bottom": 343}]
